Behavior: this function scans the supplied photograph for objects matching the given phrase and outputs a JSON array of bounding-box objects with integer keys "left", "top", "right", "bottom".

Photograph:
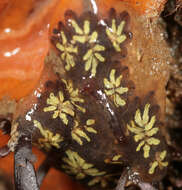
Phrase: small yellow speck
[{"left": 112, "top": 155, "right": 122, "bottom": 161}]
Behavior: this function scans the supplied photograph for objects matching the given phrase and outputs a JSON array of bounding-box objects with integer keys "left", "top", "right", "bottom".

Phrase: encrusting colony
[{"left": 7, "top": 7, "right": 169, "bottom": 189}]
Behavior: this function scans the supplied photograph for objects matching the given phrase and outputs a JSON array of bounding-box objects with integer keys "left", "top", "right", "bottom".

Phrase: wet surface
[{"left": 0, "top": 0, "right": 174, "bottom": 189}]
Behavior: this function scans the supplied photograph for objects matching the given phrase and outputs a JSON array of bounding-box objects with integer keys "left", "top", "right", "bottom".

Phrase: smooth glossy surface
[{"left": 0, "top": 0, "right": 59, "bottom": 100}]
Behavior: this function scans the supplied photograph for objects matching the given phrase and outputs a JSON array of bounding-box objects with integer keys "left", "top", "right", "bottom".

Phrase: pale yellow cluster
[
  {"left": 43, "top": 79, "right": 87, "bottom": 126},
  {"left": 83, "top": 44, "right": 105, "bottom": 77},
  {"left": 106, "top": 19, "right": 126, "bottom": 52},
  {"left": 104, "top": 69, "right": 128, "bottom": 107},
  {"left": 33, "top": 120, "right": 63, "bottom": 151},
  {"left": 71, "top": 19, "right": 105, "bottom": 77},
  {"left": 62, "top": 79, "right": 86, "bottom": 113},
  {"left": 43, "top": 91, "right": 74, "bottom": 125},
  {"left": 62, "top": 150, "right": 106, "bottom": 180},
  {"left": 56, "top": 31, "right": 78, "bottom": 71},
  {"left": 71, "top": 119, "right": 97, "bottom": 145},
  {"left": 56, "top": 16, "right": 127, "bottom": 77},
  {"left": 127, "top": 104, "right": 160, "bottom": 158},
  {"left": 71, "top": 20, "right": 98, "bottom": 44},
  {"left": 149, "top": 151, "right": 168, "bottom": 174}
]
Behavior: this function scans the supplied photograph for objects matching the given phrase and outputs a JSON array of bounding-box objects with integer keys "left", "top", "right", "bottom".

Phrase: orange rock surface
[{"left": 0, "top": 0, "right": 59, "bottom": 100}]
